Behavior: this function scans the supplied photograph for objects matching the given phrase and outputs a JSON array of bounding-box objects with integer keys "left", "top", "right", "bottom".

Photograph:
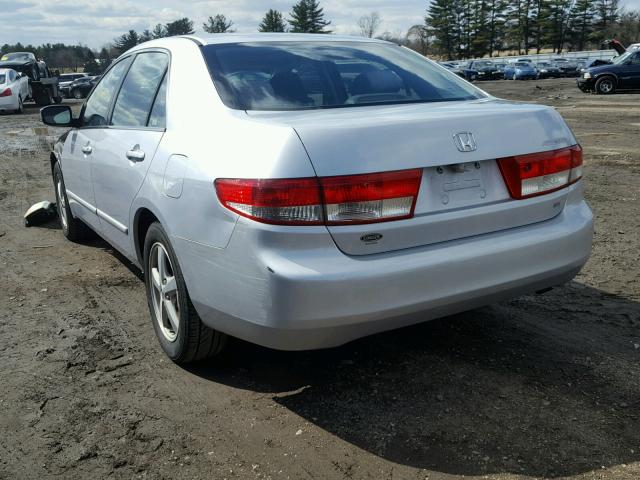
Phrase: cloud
[{"left": 0, "top": 0, "right": 638, "bottom": 48}]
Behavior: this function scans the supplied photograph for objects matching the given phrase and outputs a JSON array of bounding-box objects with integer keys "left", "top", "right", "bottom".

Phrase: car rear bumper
[
  {"left": 176, "top": 183, "right": 593, "bottom": 351},
  {"left": 0, "top": 95, "right": 18, "bottom": 111}
]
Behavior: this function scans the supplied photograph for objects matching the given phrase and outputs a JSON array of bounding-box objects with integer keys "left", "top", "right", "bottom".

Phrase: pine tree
[
  {"left": 486, "top": 0, "right": 508, "bottom": 55},
  {"left": 288, "top": 0, "right": 332, "bottom": 33},
  {"left": 152, "top": 24, "right": 167, "bottom": 39},
  {"left": 113, "top": 30, "right": 140, "bottom": 54},
  {"left": 203, "top": 14, "right": 235, "bottom": 33},
  {"left": 259, "top": 9, "right": 287, "bottom": 32},
  {"left": 541, "top": 0, "right": 573, "bottom": 52},
  {"left": 165, "top": 18, "right": 195, "bottom": 36},
  {"left": 568, "top": 0, "right": 596, "bottom": 50},
  {"left": 593, "top": 0, "right": 619, "bottom": 42},
  {"left": 426, "top": 0, "right": 462, "bottom": 59}
]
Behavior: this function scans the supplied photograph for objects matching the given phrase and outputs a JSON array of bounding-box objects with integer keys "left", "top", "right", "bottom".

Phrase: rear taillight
[
  {"left": 497, "top": 145, "right": 583, "bottom": 199},
  {"left": 214, "top": 169, "right": 422, "bottom": 226},
  {"left": 0, "top": 88, "right": 12, "bottom": 97}
]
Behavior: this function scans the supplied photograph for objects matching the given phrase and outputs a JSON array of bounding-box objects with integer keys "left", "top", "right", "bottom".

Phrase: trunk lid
[{"left": 246, "top": 99, "right": 577, "bottom": 255}]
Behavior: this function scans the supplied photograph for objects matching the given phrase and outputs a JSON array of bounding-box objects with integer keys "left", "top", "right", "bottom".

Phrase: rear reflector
[
  {"left": 215, "top": 169, "right": 422, "bottom": 226},
  {"left": 497, "top": 145, "right": 583, "bottom": 199}
]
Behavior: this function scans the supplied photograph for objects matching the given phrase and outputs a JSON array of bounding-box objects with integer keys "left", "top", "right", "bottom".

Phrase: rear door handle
[
  {"left": 126, "top": 147, "right": 145, "bottom": 162},
  {"left": 81, "top": 145, "right": 92, "bottom": 155}
]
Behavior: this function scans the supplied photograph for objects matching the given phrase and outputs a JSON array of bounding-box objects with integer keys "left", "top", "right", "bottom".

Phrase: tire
[
  {"left": 595, "top": 76, "right": 616, "bottom": 95},
  {"left": 53, "top": 162, "right": 91, "bottom": 242},
  {"left": 15, "top": 96, "right": 24, "bottom": 114},
  {"left": 53, "top": 96, "right": 62, "bottom": 104},
  {"left": 143, "top": 222, "right": 227, "bottom": 363},
  {"left": 72, "top": 89, "right": 83, "bottom": 100},
  {"left": 512, "top": 73, "right": 517, "bottom": 80}
]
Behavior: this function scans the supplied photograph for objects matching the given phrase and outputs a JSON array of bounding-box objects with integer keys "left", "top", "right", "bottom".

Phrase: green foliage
[
  {"left": 165, "top": 18, "right": 195, "bottom": 36},
  {"left": 113, "top": 30, "right": 140, "bottom": 53},
  {"left": 288, "top": 0, "right": 331, "bottom": 33},
  {"left": 259, "top": 9, "right": 287, "bottom": 32},
  {"left": 203, "top": 14, "right": 235, "bottom": 33}
]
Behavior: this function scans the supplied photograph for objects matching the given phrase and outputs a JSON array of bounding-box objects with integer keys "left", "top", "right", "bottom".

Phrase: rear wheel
[
  {"left": 15, "top": 96, "right": 24, "bottom": 114},
  {"left": 595, "top": 76, "right": 616, "bottom": 94},
  {"left": 143, "top": 222, "right": 227, "bottom": 363},
  {"left": 53, "top": 162, "right": 91, "bottom": 242}
]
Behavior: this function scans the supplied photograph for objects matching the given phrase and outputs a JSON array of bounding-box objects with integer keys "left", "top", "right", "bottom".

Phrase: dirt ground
[{"left": 0, "top": 78, "right": 638, "bottom": 480}]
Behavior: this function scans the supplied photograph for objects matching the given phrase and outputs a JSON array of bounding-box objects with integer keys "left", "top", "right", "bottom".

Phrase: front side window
[
  {"left": 201, "top": 41, "right": 485, "bottom": 111},
  {"left": 82, "top": 57, "right": 132, "bottom": 127},
  {"left": 111, "top": 52, "right": 169, "bottom": 127}
]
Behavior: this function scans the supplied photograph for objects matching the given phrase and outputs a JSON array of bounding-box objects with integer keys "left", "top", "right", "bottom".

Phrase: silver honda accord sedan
[{"left": 41, "top": 34, "right": 593, "bottom": 363}]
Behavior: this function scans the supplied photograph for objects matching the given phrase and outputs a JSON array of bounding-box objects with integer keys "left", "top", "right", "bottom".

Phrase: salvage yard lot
[{"left": 0, "top": 78, "right": 639, "bottom": 480}]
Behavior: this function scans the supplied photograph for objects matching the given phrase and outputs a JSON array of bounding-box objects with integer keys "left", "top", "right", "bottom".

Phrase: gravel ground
[{"left": 0, "top": 79, "right": 638, "bottom": 480}]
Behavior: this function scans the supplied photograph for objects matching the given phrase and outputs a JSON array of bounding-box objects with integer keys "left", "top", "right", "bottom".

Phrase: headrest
[
  {"left": 270, "top": 71, "right": 312, "bottom": 105},
  {"left": 351, "top": 70, "right": 403, "bottom": 95}
]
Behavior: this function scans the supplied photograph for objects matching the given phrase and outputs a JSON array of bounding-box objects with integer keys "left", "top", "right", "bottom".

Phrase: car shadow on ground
[{"left": 186, "top": 281, "right": 640, "bottom": 477}]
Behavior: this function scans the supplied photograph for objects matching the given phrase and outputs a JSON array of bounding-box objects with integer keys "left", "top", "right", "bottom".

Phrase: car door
[
  {"left": 623, "top": 52, "right": 640, "bottom": 88},
  {"left": 90, "top": 50, "right": 169, "bottom": 256},
  {"left": 62, "top": 57, "right": 133, "bottom": 231}
]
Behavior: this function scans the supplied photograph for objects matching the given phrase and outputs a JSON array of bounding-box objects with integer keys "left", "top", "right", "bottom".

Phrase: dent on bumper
[{"left": 178, "top": 189, "right": 593, "bottom": 351}]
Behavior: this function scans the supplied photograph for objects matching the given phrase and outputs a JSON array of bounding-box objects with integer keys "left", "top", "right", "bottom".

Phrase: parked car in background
[
  {"left": 504, "top": 62, "right": 537, "bottom": 80},
  {"left": 40, "top": 34, "right": 592, "bottom": 364},
  {"left": 464, "top": 60, "right": 502, "bottom": 80},
  {"left": 0, "top": 53, "right": 62, "bottom": 105},
  {"left": 577, "top": 49, "right": 640, "bottom": 94},
  {"left": 58, "top": 73, "right": 88, "bottom": 93},
  {"left": 552, "top": 59, "right": 579, "bottom": 77},
  {"left": 535, "top": 62, "right": 562, "bottom": 79},
  {"left": 61, "top": 75, "right": 100, "bottom": 99},
  {"left": 439, "top": 62, "right": 466, "bottom": 78},
  {"left": 0, "top": 68, "right": 30, "bottom": 113}
]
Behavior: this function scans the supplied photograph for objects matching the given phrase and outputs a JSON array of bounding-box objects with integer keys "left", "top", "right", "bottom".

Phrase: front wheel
[
  {"left": 72, "top": 89, "right": 83, "bottom": 100},
  {"left": 143, "top": 222, "right": 227, "bottom": 363},
  {"left": 595, "top": 77, "right": 616, "bottom": 94},
  {"left": 53, "top": 162, "right": 91, "bottom": 242}
]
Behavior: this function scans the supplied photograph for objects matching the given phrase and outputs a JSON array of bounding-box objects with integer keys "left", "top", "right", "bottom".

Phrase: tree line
[
  {"left": 2, "top": 0, "right": 639, "bottom": 72},
  {"left": 424, "top": 0, "right": 635, "bottom": 59}
]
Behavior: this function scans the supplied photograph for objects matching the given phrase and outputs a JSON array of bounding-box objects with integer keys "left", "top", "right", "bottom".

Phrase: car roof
[{"left": 184, "top": 33, "right": 389, "bottom": 46}]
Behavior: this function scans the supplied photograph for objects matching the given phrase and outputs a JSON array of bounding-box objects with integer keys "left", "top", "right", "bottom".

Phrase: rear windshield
[{"left": 201, "top": 41, "right": 485, "bottom": 111}]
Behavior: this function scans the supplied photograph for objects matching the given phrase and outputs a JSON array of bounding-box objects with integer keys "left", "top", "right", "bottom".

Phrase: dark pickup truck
[
  {"left": 577, "top": 50, "right": 640, "bottom": 94},
  {"left": 0, "top": 52, "right": 62, "bottom": 105}
]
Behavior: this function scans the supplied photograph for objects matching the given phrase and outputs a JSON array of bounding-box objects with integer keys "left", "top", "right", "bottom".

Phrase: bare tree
[
  {"left": 406, "top": 24, "right": 432, "bottom": 54},
  {"left": 357, "top": 12, "right": 382, "bottom": 38}
]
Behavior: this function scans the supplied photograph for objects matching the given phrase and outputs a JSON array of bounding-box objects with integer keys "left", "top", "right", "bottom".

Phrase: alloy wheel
[
  {"left": 56, "top": 176, "right": 68, "bottom": 230},
  {"left": 149, "top": 242, "right": 180, "bottom": 342}
]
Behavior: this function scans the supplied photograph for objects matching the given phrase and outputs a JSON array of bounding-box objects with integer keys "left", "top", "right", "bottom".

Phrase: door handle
[
  {"left": 126, "top": 147, "right": 145, "bottom": 162},
  {"left": 81, "top": 145, "right": 92, "bottom": 155}
]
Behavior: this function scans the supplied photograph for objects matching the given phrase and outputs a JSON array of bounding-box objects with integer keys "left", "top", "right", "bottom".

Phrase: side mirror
[{"left": 41, "top": 105, "right": 76, "bottom": 127}]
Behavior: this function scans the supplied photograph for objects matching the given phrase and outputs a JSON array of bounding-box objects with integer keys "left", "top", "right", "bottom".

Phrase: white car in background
[{"left": 0, "top": 68, "right": 30, "bottom": 113}]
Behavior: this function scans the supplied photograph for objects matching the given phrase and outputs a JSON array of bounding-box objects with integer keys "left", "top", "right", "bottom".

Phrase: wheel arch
[{"left": 133, "top": 207, "right": 161, "bottom": 264}]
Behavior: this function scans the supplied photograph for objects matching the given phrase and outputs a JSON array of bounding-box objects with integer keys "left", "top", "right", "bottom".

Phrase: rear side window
[
  {"left": 82, "top": 57, "right": 132, "bottom": 127},
  {"left": 111, "top": 52, "right": 169, "bottom": 127},
  {"left": 147, "top": 73, "right": 168, "bottom": 128},
  {"left": 0, "top": 74, "right": 5, "bottom": 84}
]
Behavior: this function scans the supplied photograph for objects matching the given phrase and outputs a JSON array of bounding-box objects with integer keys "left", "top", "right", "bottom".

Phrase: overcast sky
[{"left": 1, "top": 0, "right": 638, "bottom": 49}]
